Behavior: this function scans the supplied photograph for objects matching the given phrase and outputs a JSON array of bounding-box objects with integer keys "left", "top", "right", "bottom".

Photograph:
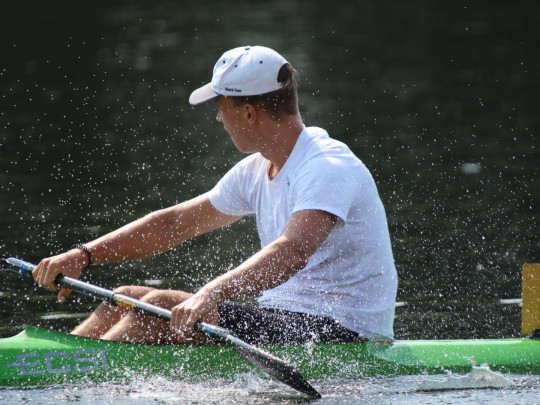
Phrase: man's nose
[{"left": 216, "top": 111, "right": 223, "bottom": 122}]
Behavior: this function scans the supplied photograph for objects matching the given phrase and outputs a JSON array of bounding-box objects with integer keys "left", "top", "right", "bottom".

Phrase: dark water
[{"left": 1, "top": 1, "right": 539, "bottom": 345}]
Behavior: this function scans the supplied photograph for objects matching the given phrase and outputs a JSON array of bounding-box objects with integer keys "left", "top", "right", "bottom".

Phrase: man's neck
[{"left": 259, "top": 114, "right": 304, "bottom": 177}]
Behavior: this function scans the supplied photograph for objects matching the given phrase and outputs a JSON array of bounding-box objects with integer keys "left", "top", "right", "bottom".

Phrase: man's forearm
[
  {"left": 81, "top": 195, "right": 242, "bottom": 266},
  {"left": 199, "top": 209, "right": 338, "bottom": 302},
  {"left": 201, "top": 235, "right": 311, "bottom": 302},
  {"left": 83, "top": 207, "right": 185, "bottom": 265}
]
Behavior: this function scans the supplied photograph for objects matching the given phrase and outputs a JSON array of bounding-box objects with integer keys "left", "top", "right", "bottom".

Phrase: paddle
[{"left": 1, "top": 257, "right": 321, "bottom": 398}]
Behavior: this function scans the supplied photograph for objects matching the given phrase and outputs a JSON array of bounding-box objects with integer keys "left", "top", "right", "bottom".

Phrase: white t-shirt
[{"left": 207, "top": 126, "right": 397, "bottom": 339}]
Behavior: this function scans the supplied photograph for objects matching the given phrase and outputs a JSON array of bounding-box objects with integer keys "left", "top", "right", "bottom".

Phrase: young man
[{"left": 33, "top": 46, "right": 398, "bottom": 345}]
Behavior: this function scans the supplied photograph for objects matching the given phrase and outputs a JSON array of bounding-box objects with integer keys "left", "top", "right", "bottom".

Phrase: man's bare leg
[
  {"left": 71, "top": 286, "right": 156, "bottom": 339},
  {"left": 101, "top": 289, "right": 219, "bottom": 345}
]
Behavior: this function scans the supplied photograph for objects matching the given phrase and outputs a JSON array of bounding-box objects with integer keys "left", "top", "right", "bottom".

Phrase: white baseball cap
[{"left": 189, "top": 46, "right": 288, "bottom": 105}]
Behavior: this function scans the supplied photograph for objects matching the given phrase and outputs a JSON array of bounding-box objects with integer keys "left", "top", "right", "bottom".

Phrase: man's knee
[
  {"left": 140, "top": 290, "right": 191, "bottom": 308},
  {"left": 113, "top": 285, "right": 155, "bottom": 298}
]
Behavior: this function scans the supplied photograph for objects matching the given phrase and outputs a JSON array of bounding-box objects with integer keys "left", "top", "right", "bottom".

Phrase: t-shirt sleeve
[
  {"left": 207, "top": 158, "right": 255, "bottom": 216},
  {"left": 291, "top": 156, "right": 362, "bottom": 224}
]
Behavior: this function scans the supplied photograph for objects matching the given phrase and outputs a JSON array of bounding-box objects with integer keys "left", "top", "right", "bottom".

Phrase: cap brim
[{"left": 189, "top": 83, "right": 219, "bottom": 105}]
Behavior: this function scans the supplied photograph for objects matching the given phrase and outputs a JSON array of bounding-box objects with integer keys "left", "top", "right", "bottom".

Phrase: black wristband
[{"left": 71, "top": 244, "right": 93, "bottom": 268}]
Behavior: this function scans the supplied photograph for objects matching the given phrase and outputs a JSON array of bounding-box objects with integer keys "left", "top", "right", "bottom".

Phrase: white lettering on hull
[{"left": 6, "top": 349, "right": 108, "bottom": 376}]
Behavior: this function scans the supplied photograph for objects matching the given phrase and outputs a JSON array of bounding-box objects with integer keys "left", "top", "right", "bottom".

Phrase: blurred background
[{"left": 1, "top": 0, "right": 539, "bottom": 339}]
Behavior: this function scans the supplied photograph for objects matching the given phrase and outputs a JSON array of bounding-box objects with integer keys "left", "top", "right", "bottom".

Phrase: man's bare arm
[
  {"left": 85, "top": 194, "right": 241, "bottom": 264},
  {"left": 170, "top": 208, "right": 338, "bottom": 332},
  {"left": 33, "top": 194, "right": 242, "bottom": 300}
]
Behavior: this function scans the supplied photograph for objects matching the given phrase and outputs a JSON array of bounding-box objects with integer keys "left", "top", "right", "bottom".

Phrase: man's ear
[{"left": 243, "top": 103, "right": 258, "bottom": 126}]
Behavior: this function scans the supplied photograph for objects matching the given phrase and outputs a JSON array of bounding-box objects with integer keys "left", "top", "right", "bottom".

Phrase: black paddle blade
[
  {"left": 1, "top": 258, "right": 34, "bottom": 276},
  {"left": 227, "top": 335, "right": 321, "bottom": 398},
  {"left": 0, "top": 258, "right": 30, "bottom": 275}
]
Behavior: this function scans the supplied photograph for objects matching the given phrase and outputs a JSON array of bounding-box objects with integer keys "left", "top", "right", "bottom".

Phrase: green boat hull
[{"left": 1, "top": 327, "right": 540, "bottom": 387}]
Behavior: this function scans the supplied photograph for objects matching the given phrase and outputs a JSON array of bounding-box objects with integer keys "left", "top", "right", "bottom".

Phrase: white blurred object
[
  {"left": 459, "top": 162, "right": 483, "bottom": 174},
  {"left": 418, "top": 365, "right": 514, "bottom": 391}
]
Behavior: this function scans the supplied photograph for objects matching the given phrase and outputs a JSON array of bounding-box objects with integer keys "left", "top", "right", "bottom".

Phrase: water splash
[{"left": 417, "top": 365, "right": 514, "bottom": 391}]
